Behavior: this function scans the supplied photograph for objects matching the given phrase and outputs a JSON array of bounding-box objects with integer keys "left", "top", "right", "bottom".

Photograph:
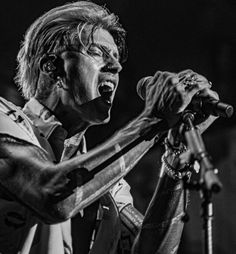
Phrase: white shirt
[{"left": 0, "top": 97, "right": 133, "bottom": 254}]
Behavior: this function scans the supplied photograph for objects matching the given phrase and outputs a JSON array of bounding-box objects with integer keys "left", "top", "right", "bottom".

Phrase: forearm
[
  {"left": 52, "top": 114, "right": 162, "bottom": 218},
  {"left": 0, "top": 114, "right": 165, "bottom": 223},
  {"left": 61, "top": 113, "right": 162, "bottom": 172},
  {"left": 132, "top": 172, "right": 185, "bottom": 254},
  {"left": 118, "top": 164, "right": 186, "bottom": 254},
  {"left": 131, "top": 136, "right": 189, "bottom": 254}
]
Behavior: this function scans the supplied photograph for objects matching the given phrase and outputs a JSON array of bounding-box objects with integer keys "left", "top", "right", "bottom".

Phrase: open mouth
[{"left": 98, "top": 81, "right": 115, "bottom": 105}]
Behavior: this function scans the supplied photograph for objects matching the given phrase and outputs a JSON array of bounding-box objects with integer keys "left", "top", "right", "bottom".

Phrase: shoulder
[{"left": 0, "top": 97, "right": 40, "bottom": 146}]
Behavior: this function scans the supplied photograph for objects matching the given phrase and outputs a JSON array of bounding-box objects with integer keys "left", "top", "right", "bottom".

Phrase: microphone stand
[{"left": 182, "top": 111, "right": 222, "bottom": 254}]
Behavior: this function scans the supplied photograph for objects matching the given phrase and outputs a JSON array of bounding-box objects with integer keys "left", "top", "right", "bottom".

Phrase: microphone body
[
  {"left": 190, "top": 98, "right": 234, "bottom": 118},
  {"left": 137, "top": 77, "right": 234, "bottom": 118}
]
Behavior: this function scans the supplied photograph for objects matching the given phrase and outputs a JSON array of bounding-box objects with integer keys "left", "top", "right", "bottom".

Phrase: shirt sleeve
[{"left": 110, "top": 178, "right": 133, "bottom": 212}]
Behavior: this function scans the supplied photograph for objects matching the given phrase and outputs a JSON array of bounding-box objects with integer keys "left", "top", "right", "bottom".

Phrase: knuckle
[
  {"left": 178, "top": 69, "right": 194, "bottom": 78},
  {"left": 153, "top": 70, "right": 162, "bottom": 77},
  {"left": 175, "top": 83, "right": 185, "bottom": 93},
  {"left": 152, "top": 71, "right": 162, "bottom": 82},
  {"left": 162, "top": 71, "right": 175, "bottom": 80},
  {"left": 171, "top": 76, "right": 179, "bottom": 86}
]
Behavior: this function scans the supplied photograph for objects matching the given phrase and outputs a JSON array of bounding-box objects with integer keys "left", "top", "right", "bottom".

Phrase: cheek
[{"left": 65, "top": 58, "right": 98, "bottom": 104}]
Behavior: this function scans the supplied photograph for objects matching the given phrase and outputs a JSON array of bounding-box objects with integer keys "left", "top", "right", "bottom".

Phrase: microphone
[{"left": 137, "top": 76, "right": 234, "bottom": 118}]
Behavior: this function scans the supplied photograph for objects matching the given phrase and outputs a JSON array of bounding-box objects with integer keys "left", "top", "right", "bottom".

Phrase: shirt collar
[
  {"left": 23, "top": 98, "right": 66, "bottom": 139},
  {"left": 23, "top": 98, "right": 87, "bottom": 157}
]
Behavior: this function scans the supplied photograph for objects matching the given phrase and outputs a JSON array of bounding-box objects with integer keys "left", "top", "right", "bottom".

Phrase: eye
[
  {"left": 102, "top": 46, "right": 120, "bottom": 62},
  {"left": 87, "top": 45, "right": 103, "bottom": 57}
]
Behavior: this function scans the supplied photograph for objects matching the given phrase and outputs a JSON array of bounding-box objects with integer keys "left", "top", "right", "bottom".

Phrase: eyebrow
[{"left": 90, "top": 43, "right": 120, "bottom": 60}]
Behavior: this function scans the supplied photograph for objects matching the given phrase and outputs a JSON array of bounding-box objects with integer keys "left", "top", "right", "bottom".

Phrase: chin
[
  {"left": 86, "top": 98, "right": 113, "bottom": 125},
  {"left": 93, "top": 113, "right": 111, "bottom": 125},
  {"left": 102, "top": 116, "right": 111, "bottom": 124}
]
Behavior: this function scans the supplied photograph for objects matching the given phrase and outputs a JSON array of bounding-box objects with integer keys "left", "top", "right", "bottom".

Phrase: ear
[{"left": 39, "top": 53, "right": 64, "bottom": 80}]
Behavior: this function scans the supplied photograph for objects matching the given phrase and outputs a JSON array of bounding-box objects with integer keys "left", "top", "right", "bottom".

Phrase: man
[{"left": 0, "top": 1, "right": 218, "bottom": 253}]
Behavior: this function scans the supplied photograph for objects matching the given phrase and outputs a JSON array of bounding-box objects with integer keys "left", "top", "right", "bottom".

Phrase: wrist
[
  {"left": 161, "top": 137, "right": 191, "bottom": 180},
  {"left": 163, "top": 137, "right": 186, "bottom": 159},
  {"left": 161, "top": 153, "right": 191, "bottom": 180},
  {"left": 137, "top": 114, "right": 163, "bottom": 139}
]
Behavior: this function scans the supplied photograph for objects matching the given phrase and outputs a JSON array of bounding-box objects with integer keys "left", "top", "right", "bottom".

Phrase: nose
[{"left": 102, "top": 56, "right": 122, "bottom": 74}]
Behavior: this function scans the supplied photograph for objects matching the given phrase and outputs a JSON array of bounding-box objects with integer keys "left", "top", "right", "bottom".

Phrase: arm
[
  {"left": 131, "top": 174, "right": 185, "bottom": 254},
  {"left": 119, "top": 150, "right": 186, "bottom": 254},
  {"left": 123, "top": 121, "right": 217, "bottom": 254},
  {"left": 0, "top": 70, "right": 216, "bottom": 225},
  {"left": 0, "top": 70, "right": 179, "bottom": 224},
  {"left": 0, "top": 112, "right": 162, "bottom": 224},
  {"left": 121, "top": 73, "right": 219, "bottom": 253}
]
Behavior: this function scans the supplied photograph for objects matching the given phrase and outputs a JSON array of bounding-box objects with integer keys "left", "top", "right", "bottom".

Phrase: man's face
[{"left": 59, "top": 27, "right": 122, "bottom": 125}]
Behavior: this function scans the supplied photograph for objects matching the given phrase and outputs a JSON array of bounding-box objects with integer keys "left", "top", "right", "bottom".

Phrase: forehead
[{"left": 81, "top": 26, "right": 119, "bottom": 53}]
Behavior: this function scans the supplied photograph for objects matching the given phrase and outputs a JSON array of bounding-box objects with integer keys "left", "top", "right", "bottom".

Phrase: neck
[
  {"left": 38, "top": 97, "right": 90, "bottom": 138},
  {"left": 54, "top": 101, "right": 90, "bottom": 138}
]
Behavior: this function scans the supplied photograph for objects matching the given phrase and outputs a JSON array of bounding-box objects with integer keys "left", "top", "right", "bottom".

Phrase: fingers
[
  {"left": 145, "top": 71, "right": 177, "bottom": 104},
  {"left": 178, "top": 69, "right": 211, "bottom": 89},
  {"left": 196, "top": 88, "right": 219, "bottom": 101},
  {"left": 147, "top": 71, "right": 162, "bottom": 87},
  {"left": 178, "top": 69, "right": 194, "bottom": 81},
  {"left": 143, "top": 71, "right": 180, "bottom": 121},
  {"left": 147, "top": 71, "right": 175, "bottom": 89},
  {"left": 142, "top": 69, "right": 219, "bottom": 129},
  {"left": 175, "top": 70, "right": 217, "bottom": 112},
  {"left": 150, "top": 70, "right": 216, "bottom": 105}
]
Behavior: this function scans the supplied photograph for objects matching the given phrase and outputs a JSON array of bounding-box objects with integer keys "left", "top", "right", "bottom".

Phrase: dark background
[{"left": 0, "top": 0, "right": 235, "bottom": 253}]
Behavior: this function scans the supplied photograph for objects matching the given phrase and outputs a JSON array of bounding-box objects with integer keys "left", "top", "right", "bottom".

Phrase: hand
[
  {"left": 142, "top": 69, "right": 214, "bottom": 128},
  {"left": 179, "top": 69, "right": 219, "bottom": 132},
  {"left": 168, "top": 69, "right": 219, "bottom": 144}
]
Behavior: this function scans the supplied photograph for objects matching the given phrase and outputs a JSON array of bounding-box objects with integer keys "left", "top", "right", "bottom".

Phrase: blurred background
[{"left": 0, "top": 0, "right": 235, "bottom": 253}]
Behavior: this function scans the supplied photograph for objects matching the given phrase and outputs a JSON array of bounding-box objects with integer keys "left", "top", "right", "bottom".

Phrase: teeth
[{"left": 99, "top": 81, "right": 115, "bottom": 91}]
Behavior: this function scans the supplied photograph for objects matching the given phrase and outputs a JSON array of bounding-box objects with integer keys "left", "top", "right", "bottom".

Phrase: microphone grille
[{"left": 136, "top": 76, "right": 152, "bottom": 100}]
